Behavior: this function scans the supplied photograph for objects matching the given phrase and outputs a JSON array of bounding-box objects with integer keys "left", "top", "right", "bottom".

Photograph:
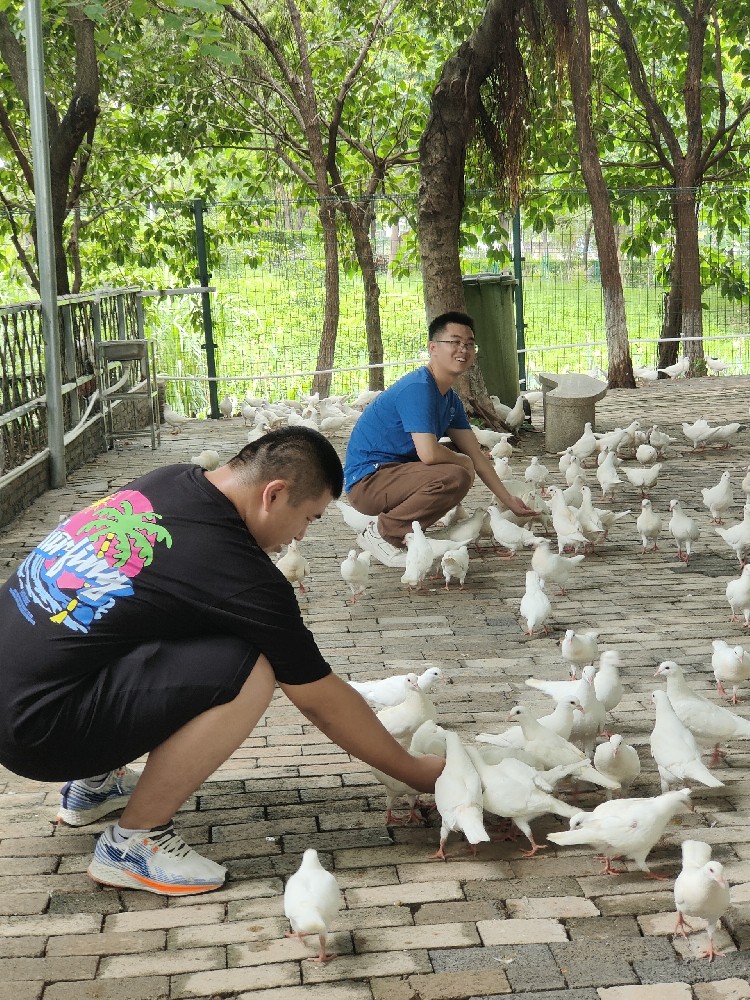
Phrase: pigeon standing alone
[
  {"left": 276, "top": 539, "right": 310, "bottom": 593},
  {"left": 726, "top": 564, "right": 750, "bottom": 626},
  {"left": 701, "top": 470, "right": 733, "bottom": 524},
  {"left": 668, "top": 499, "right": 700, "bottom": 563},
  {"left": 636, "top": 498, "right": 663, "bottom": 553},
  {"left": 715, "top": 503, "right": 750, "bottom": 566},
  {"left": 219, "top": 394, "right": 234, "bottom": 419},
  {"left": 711, "top": 639, "right": 750, "bottom": 703},
  {"left": 674, "top": 854, "right": 731, "bottom": 962},
  {"left": 284, "top": 849, "right": 342, "bottom": 963},
  {"left": 441, "top": 545, "right": 470, "bottom": 590},
  {"left": 340, "top": 549, "right": 371, "bottom": 603},
  {"left": 519, "top": 571, "right": 552, "bottom": 636},
  {"left": 401, "top": 521, "right": 435, "bottom": 590}
]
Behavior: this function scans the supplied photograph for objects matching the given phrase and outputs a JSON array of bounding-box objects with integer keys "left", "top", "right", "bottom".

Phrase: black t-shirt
[{"left": 0, "top": 464, "right": 331, "bottom": 718}]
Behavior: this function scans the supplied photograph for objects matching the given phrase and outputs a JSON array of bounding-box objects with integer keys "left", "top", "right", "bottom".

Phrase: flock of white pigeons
[{"left": 177, "top": 382, "right": 750, "bottom": 967}]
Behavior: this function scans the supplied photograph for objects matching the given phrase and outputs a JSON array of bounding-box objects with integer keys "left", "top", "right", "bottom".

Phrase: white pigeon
[
  {"left": 334, "top": 500, "right": 373, "bottom": 534},
  {"left": 340, "top": 549, "right": 371, "bottom": 604},
  {"left": 682, "top": 419, "right": 716, "bottom": 450},
  {"left": 504, "top": 705, "right": 620, "bottom": 792},
  {"left": 577, "top": 486, "right": 608, "bottom": 547},
  {"left": 565, "top": 455, "right": 586, "bottom": 486},
  {"left": 715, "top": 503, "right": 750, "bottom": 566},
  {"left": 649, "top": 425, "right": 677, "bottom": 456},
  {"left": 276, "top": 539, "right": 310, "bottom": 593},
  {"left": 353, "top": 388, "right": 381, "bottom": 408},
  {"left": 674, "top": 857, "right": 731, "bottom": 962},
  {"left": 163, "top": 403, "right": 191, "bottom": 434},
  {"left": 649, "top": 690, "right": 725, "bottom": 793},
  {"left": 570, "top": 422, "right": 599, "bottom": 463},
  {"left": 595, "top": 451, "right": 622, "bottom": 502},
  {"left": 561, "top": 628, "right": 599, "bottom": 669},
  {"left": 401, "top": 521, "right": 435, "bottom": 589},
  {"left": 370, "top": 757, "right": 423, "bottom": 826},
  {"left": 596, "top": 505, "right": 632, "bottom": 535},
  {"left": 436, "top": 503, "right": 468, "bottom": 529},
  {"left": 593, "top": 734, "right": 640, "bottom": 797},
  {"left": 706, "top": 357, "right": 730, "bottom": 375},
  {"left": 465, "top": 747, "right": 580, "bottom": 857},
  {"left": 531, "top": 540, "right": 585, "bottom": 596},
  {"left": 190, "top": 449, "right": 220, "bottom": 471},
  {"left": 472, "top": 425, "right": 512, "bottom": 449},
  {"left": 219, "top": 394, "right": 234, "bottom": 419},
  {"left": 558, "top": 448, "right": 575, "bottom": 474},
  {"left": 568, "top": 664, "right": 607, "bottom": 756},
  {"left": 668, "top": 499, "right": 700, "bottom": 563},
  {"left": 492, "top": 455, "right": 513, "bottom": 481},
  {"left": 441, "top": 545, "right": 470, "bottom": 590},
  {"left": 487, "top": 506, "right": 544, "bottom": 556},
  {"left": 547, "top": 485, "right": 588, "bottom": 554},
  {"left": 636, "top": 498, "right": 663, "bottom": 553},
  {"left": 284, "top": 848, "right": 342, "bottom": 963},
  {"left": 429, "top": 508, "right": 487, "bottom": 547},
  {"left": 635, "top": 443, "right": 659, "bottom": 465},
  {"left": 562, "top": 475, "right": 586, "bottom": 508},
  {"left": 490, "top": 436, "right": 514, "bottom": 460},
  {"left": 432, "top": 729, "right": 490, "bottom": 860},
  {"left": 503, "top": 395, "right": 526, "bottom": 432},
  {"left": 654, "top": 659, "right": 750, "bottom": 761},
  {"left": 524, "top": 456, "right": 549, "bottom": 491},
  {"left": 376, "top": 676, "right": 438, "bottom": 745},
  {"left": 349, "top": 666, "right": 442, "bottom": 709},
  {"left": 726, "top": 564, "right": 750, "bottom": 625},
  {"left": 519, "top": 570, "right": 551, "bottom": 636},
  {"left": 705, "top": 422, "right": 744, "bottom": 448},
  {"left": 658, "top": 356, "right": 690, "bottom": 378},
  {"left": 701, "top": 470, "right": 733, "bottom": 523},
  {"left": 547, "top": 788, "right": 692, "bottom": 875},
  {"left": 623, "top": 464, "right": 662, "bottom": 497},
  {"left": 634, "top": 364, "right": 658, "bottom": 381},
  {"left": 477, "top": 695, "right": 582, "bottom": 749},
  {"left": 711, "top": 639, "right": 750, "bottom": 704},
  {"left": 741, "top": 466, "right": 750, "bottom": 496},
  {"left": 594, "top": 649, "right": 625, "bottom": 715}
]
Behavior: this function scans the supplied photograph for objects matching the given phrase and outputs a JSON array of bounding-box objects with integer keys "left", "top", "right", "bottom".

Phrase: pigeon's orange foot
[
  {"left": 519, "top": 840, "right": 548, "bottom": 858},
  {"left": 698, "top": 942, "right": 725, "bottom": 962},
  {"left": 643, "top": 870, "right": 670, "bottom": 881},
  {"left": 597, "top": 855, "right": 627, "bottom": 876},
  {"left": 431, "top": 844, "right": 448, "bottom": 861}
]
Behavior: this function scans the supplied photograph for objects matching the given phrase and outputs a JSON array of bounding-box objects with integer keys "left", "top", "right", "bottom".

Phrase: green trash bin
[{"left": 462, "top": 273, "right": 520, "bottom": 408}]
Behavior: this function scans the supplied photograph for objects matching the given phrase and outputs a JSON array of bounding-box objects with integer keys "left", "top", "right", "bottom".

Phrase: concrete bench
[{"left": 538, "top": 372, "right": 608, "bottom": 452}]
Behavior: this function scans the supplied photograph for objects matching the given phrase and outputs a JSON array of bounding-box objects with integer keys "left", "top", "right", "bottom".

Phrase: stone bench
[{"left": 538, "top": 372, "right": 608, "bottom": 453}]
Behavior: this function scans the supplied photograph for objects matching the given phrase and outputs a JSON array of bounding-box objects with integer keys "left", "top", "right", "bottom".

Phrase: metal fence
[{"left": 3, "top": 188, "right": 750, "bottom": 422}]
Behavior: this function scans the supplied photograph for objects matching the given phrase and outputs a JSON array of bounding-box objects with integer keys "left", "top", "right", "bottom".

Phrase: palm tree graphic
[{"left": 80, "top": 500, "right": 172, "bottom": 569}]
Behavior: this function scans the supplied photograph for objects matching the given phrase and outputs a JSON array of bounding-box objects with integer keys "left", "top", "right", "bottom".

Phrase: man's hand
[{"left": 505, "top": 494, "right": 536, "bottom": 519}]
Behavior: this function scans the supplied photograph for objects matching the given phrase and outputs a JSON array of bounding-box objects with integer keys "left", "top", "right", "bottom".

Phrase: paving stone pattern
[{"left": 1, "top": 375, "right": 750, "bottom": 999}]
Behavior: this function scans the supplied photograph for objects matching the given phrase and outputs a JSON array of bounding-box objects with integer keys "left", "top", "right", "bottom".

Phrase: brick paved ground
[{"left": 1, "top": 376, "right": 750, "bottom": 1000}]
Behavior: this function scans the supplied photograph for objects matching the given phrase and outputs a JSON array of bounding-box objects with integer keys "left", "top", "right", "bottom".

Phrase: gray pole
[{"left": 25, "top": 0, "right": 66, "bottom": 486}]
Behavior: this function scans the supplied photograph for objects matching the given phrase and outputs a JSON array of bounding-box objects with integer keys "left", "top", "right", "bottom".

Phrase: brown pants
[{"left": 347, "top": 462, "right": 473, "bottom": 547}]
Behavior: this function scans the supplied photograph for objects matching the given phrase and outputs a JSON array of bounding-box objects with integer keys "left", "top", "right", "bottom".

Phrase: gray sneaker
[{"left": 357, "top": 522, "right": 407, "bottom": 568}]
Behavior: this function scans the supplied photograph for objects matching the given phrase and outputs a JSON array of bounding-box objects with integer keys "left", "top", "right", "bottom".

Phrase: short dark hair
[
  {"left": 229, "top": 427, "right": 343, "bottom": 502},
  {"left": 428, "top": 311, "right": 475, "bottom": 340}
]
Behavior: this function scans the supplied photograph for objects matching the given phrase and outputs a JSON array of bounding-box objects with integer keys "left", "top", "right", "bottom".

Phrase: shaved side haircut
[{"left": 229, "top": 426, "right": 344, "bottom": 503}]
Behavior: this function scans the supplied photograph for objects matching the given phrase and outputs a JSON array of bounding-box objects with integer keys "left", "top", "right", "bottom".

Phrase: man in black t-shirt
[{"left": 0, "top": 427, "right": 444, "bottom": 895}]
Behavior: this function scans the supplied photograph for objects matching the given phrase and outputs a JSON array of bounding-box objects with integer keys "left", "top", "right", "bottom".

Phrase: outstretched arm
[
  {"left": 447, "top": 427, "right": 535, "bottom": 517},
  {"left": 279, "top": 673, "right": 444, "bottom": 792}
]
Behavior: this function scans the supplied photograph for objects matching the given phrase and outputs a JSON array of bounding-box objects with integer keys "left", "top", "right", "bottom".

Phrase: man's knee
[{"left": 443, "top": 464, "right": 473, "bottom": 497}]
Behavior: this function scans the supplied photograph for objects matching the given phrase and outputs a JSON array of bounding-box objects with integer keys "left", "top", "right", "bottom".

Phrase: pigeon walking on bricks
[
  {"left": 349, "top": 666, "right": 442, "bottom": 709},
  {"left": 593, "top": 734, "right": 641, "bottom": 799},
  {"left": 284, "top": 849, "right": 342, "bottom": 963},
  {"left": 432, "top": 729, "right": 489, "bottom": 860},
  {"left": 637, "top": 498, "right": 663, "bottom": 553},
  {"left": 711, "top": 639, "right": 750, "bottom": 704},
  {"left": 668, "top": 499, "right": 700, "bottom": 563},
  {"left": 531, "top": 540, "right": 585, "bottom": 596},
  {"left": 674, "top": 855, "right": 730, "bottom": 962},
  {"left": 547, "top": 787, "right": 692, "bottom": 876},
  {"left": 649, "top": 690, "right": 725, "bottom": 793},
  {"left": 715, "top": 503, "right": 750, "bottom": 566}
]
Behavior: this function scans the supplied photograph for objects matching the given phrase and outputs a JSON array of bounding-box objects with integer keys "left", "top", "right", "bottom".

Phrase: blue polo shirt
[{"left": 344, "top": 367, "right": 471, "bottom": 491}]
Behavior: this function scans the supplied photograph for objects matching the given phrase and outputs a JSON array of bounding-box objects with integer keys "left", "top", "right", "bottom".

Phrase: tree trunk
[
  {"left": 340, "top": 201, "right": 384, "bottom": 392},
  {"left": 313, "top": 199, "right": 340, "bottom": 398},
  {"left": 418, "top": 0, "right": 524, "bottom": 417},
  {"left": 658, "top": 220, "right": 681, "bottom": 372},
  {"left": 673, "top": 182, "right": 704, "bottom": 374},
  {"left": 556, "top": 0, "right": 635, "bottom": 388}
]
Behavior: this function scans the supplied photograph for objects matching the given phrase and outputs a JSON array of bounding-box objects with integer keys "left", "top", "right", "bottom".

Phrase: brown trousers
[{"left": 347, "top": 462, "right": 473, "bottom": 547}]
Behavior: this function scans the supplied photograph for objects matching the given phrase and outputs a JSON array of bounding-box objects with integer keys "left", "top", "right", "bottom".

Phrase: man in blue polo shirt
[{"left": 344, "top": 311, "right": 533, "bottom": 567}]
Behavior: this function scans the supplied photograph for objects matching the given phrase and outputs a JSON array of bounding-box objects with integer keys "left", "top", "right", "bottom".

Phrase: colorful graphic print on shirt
[{"left": 9, "top": 490, "right": 172, "bottom": 634}]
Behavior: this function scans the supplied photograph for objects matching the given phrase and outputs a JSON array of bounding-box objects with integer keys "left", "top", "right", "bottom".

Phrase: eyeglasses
[{"left": 433, "top": 339, "right": 479, "bottom": 355}]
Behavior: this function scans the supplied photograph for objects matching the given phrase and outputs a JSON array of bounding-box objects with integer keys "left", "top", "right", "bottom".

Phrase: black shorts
[{"left": 0, "top": 635, "right": 260, "bottom": 782}]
